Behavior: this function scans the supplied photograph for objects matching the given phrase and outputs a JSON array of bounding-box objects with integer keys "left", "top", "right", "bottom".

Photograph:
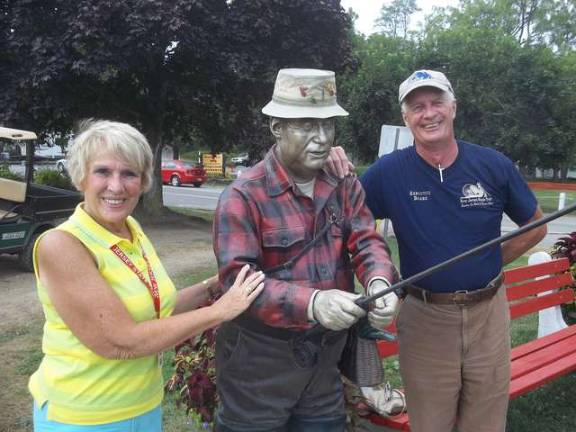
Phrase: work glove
[
  {"left": 367, "top": 279, "right": 399, "bottom": 330},
  {"left": 311, "top": 289, "right": 366, "bottom": 331}
]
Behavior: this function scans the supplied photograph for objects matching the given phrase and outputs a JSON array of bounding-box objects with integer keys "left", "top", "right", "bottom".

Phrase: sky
[{"left": 340, "top": 0, "right": 460, "bottom": 35}]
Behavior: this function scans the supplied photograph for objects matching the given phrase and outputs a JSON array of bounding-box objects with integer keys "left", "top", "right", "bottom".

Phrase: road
[
  {"left": 164, "top": 185, "right": 575, "bottom": 249},
  {"left": 163, "top": 184, "right": 224, "bottom": 210}
]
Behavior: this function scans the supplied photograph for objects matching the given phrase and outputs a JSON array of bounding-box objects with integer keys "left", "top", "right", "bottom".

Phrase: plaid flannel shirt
[{"left": 213, "top": 146, "right": 397, "bottom": 330}]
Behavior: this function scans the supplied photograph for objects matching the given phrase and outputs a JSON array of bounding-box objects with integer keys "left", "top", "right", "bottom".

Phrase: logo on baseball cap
[{"left": 399, "top": 70, "right": 455, "bottom": 103}]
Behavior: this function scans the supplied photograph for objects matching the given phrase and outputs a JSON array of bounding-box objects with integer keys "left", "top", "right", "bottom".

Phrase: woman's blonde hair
[{"left": 67, "top": 120, "right": 154, "bottom": 192}]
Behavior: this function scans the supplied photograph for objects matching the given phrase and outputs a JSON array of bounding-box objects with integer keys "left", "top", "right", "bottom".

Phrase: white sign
[
  {"left": 376, "top": 125, "right": 414, "bottom": 240},
  {"left": 2, "top": 231, "right": 25, "bottom": 240},
  {"left": 378, "top": 125, "right": 413, "bottom": 157}
]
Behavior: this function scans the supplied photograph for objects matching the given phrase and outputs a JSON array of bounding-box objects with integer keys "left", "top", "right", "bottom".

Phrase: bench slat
[
  {"left": 511, "top": 332, "right": 576, "bottom": 380},
  {"left": 367, "top": 412, "right": 410, "bottom": 429},
  {"left": 511, "top": 325, "right": 576, "bottom": 361},
  {"left": 376, "top": 289, "right": 576, "bottom": 358},
  {"left": 506, "top": 273, "right": 574, "bottom": 301},
  {"left": 369, "top": 259, "right": 576, "bottom": 430},
  {"left": 509, "top": 290, "right": 575, "bottom": 319},
  {"left": 377, "top": 340, "right": 398, "bottom": 358},
  {"left": 504, "top": 258, "right": 570, "bottom": 284},
  {"left": 510, "top": 351, "right": 576, "bottom": 399}
]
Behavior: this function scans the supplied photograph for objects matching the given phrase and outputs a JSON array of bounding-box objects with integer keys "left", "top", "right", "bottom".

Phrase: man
[
  {"left": 212, "top": 68, "right": 399, "bottom": 431},
  {"left": 357, "top": 70, "right": 546, "bottom": 432}
]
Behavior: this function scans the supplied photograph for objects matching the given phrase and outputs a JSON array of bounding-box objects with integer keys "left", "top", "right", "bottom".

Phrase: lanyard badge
[{"left": 110, "top": 243, "right": 161, "bottom": 318}]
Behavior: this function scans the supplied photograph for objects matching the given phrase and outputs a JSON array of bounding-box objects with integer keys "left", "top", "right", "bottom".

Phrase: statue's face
[{"left": 272, "top": 117, "right": 335, "bottom": 182}]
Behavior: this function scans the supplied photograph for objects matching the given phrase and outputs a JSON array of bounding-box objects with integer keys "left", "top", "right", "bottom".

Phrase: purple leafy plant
[
  {"left": 550, "top": 231, "right": 576, "bottom": 322},
  {"left": 551, "top": 231, "right": 576, "bottom": 265},
  {"left": 165, "top": 298, "right": 219, "bottom": 424}
]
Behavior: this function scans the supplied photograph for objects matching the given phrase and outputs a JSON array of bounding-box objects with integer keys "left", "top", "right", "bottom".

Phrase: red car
[{"left": 161, "top": 160, "right": 207, "bottom": 187}]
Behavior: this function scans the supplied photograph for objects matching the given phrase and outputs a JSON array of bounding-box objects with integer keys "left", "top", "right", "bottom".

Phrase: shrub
[
  {"left": 0, "top": 163, "right": 24, "bottom": 181},
  {"left": 550, "top": 232, "right": 576, "bottom": 323},
  {"left": 33, "top": 168, "right": 74, "bottom": 190},
  {"left": 165, "top": 295, "right": 218, "bottom": 427}
]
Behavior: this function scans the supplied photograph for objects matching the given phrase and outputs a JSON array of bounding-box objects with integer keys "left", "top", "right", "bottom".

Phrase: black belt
[
  {"left": 405, "top": 273, "right": 503, "bottom": 306},
  {"left": 233, "top": 315, "right": 307, "bottom": 340},
  {"left": 232, "top": 315, "right": 346, "bottom": 368},
  {"left": 233, "top": 315, "right": 345, "bottom": 345}
]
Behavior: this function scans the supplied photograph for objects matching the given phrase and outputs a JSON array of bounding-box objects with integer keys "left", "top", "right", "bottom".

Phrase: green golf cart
[{"left": 0, "top": 127, "right": 81, "bottom": 271}]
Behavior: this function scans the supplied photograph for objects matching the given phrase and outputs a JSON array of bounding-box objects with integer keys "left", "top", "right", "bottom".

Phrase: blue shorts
[{"left": 33, "top": 402, "right": 162, "bottom": 432}]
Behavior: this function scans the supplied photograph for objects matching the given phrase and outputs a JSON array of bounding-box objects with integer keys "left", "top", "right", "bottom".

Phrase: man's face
[
  {"left": 272, "top": 117, "right": 335, "bottom": 182},
  {"left": 402, "top": 87, "right": 456, "bottom": 147}
]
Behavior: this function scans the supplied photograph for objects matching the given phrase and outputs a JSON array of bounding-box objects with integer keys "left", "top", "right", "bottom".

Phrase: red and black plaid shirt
[{"left": 213, "top": 146, "right": 397, "bottom": 330}]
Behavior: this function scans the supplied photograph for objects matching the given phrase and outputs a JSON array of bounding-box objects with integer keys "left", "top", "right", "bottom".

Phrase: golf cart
[{"left": 0, "top": 127, "right": 81, "bottom": 271}]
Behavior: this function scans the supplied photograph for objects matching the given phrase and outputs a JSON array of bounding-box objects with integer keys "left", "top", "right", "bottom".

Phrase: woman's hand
[
  {"left": 212, "top": 264, "right": 265, "bottom": 321},
  {"left": 325, "top": 146, "right": 355, "bottom": 178}
]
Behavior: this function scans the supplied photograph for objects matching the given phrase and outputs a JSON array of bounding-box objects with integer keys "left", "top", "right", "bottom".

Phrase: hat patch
[{"left": 410, "top": 70, "right": 433, "bottom": 82}]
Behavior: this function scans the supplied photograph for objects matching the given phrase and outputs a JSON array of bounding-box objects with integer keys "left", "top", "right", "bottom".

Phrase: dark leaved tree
[{"left": 1, "top": 0, "right": 354, "bottom": 215}]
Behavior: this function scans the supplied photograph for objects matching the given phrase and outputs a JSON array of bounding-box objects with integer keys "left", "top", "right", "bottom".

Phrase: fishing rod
[
  {"left": 359, "top": 200, "right": 576, "bottom": 309},
  {"left": 307, "top": 200, "right": 576, "bottom": 338}
]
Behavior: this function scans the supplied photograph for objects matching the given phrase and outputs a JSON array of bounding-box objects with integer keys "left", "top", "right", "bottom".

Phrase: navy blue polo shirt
[{"left": 360, "top": 140, "right": 537, "bottom": 293}]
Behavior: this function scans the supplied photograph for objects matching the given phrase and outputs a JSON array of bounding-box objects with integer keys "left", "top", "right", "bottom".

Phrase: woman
[{"left": 28, "top": 120, "right": 264, "bottom": 431}]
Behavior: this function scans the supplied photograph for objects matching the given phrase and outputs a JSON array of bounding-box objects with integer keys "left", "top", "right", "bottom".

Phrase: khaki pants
[{"left": 397, "top": 287, "right": 510, "bottom": 432}]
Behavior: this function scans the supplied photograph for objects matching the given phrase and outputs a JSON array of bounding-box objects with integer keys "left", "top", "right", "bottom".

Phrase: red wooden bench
[{"left": 367, "top": 257, "right": 576, "bottom": 430}]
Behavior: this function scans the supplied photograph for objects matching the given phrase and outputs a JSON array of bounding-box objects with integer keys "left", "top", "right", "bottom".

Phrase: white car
[{"left": 231, "top": 153, "right": 249, "bottom": 165}]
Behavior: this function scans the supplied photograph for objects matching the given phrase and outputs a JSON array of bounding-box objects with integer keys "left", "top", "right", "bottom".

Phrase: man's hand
[
  {"left": 325, "top": 146, "right": 355, "bottom": 178},
  {"left": 312, "top": 290, "right": 366, "bottom": 331},
  {"left": 367, "top": 280, "right": 399, "bottom": 330}
]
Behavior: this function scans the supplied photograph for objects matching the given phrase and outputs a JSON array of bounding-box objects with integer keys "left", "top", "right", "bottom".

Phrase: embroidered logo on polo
[
  {"left": 460, "top": 182, "right": 493, "bottom": 208},
  {"left": 409, "top": 190, "right": 431, "bottom": 201}
]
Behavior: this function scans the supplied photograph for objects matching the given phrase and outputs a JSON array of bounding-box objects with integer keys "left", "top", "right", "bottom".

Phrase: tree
[
  {"left": 375, "top": 0, "right": 420, "bottom": 39},
  {"left": 1, "top": 0, "right": 353, "bottom": 215},
  {"left": 221, "top": 0, "right": 354, "bottom": 159},
  {"left": 533, "top": 0, "right": 576, "bottom": 52},
  {"left": 416, "top": 7, "right": 576, "bottom": 175},
  {"left": 338, "top": 34, "right": 417, "bottom": 162}
]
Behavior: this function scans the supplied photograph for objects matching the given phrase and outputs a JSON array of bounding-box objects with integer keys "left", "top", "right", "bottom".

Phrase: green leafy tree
[
  {"left": 533, "top": 0, "right": 576, "bottom": 52},
  {"left": 375, "top": 0, "right": 420, "bottom": 39},
  {"left": 418, "top": 1, "right": 576, "bottom": 175},
  {"left": 338, "top": 34, "right": 417, "bottom": 162}
]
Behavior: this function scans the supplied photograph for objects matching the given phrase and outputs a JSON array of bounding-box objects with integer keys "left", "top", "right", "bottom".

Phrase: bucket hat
[{"left": 262, "top": 68, "right": 348, "bottom": 119}]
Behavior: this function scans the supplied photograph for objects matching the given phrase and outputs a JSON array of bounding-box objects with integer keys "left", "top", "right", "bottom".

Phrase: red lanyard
[{"left": 110, "top": 243, "right": 160, "bottom": 318}]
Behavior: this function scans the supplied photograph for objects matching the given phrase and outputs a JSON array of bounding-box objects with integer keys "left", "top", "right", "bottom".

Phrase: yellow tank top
[{"left": 28, "top": 204, "right": 177, "bottom": 424}]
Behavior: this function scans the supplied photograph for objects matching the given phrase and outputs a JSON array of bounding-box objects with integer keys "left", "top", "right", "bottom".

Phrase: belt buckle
[{"left": 452, "top": 290, "right": 469, "bottom": 306}]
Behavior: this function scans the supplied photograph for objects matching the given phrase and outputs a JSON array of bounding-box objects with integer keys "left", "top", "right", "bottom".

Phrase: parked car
[{"left": 161, "top": 160, "right": 207, "bottom": 187}]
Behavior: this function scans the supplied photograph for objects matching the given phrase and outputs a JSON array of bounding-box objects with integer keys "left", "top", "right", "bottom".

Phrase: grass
[
  {"left": 169, "top": 207, "right": 216, "bottom": 223},
  {"left": 378, "top": 311, "right": 576, "bottom": 431},
  {"left": 0, "top": 212, "right": 567, "bottom": 431},
  {"left": 0, "top": 322, "right": 43, "bottom": 431},
  {"left": 533, "top": 189, "right": 576, "bottom": 214}
]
